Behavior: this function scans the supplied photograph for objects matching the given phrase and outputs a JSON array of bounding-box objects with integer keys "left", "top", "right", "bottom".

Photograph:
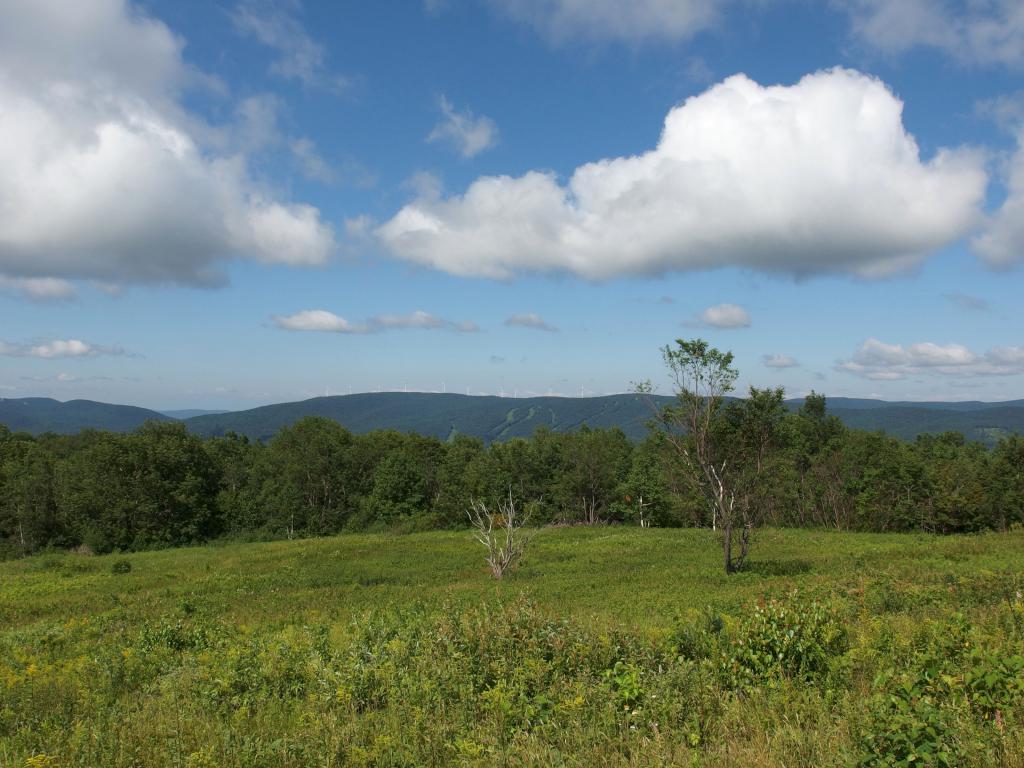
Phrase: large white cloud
[
  {"left": 377, "top": 68, "right": 987, "bottom": 280},
  {"left": 839, "top": 338, "right": 1024, "bottom": 380},
  {"left": 0, "top": 0, "right": 335, "bottom": 289}
]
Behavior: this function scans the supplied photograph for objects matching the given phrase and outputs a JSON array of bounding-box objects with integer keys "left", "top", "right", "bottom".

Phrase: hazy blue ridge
[
  {"left": 4, "top": 393, "right": 1023, "bottom": 444},
  {"left": 158, "top": 409, "right": 232, "bottom": 420},
  {"left": 182, "top": 393, "right": 1024, "bottom": 446}
]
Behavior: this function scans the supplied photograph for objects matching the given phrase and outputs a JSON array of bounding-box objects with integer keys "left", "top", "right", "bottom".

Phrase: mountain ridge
[{"left": 5, "top": 393, "right": 1023, "bottom": 445}]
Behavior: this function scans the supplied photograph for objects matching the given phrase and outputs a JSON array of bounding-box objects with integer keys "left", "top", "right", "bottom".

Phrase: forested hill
[
  {"left": 184, "top": 392, "right": 668, "bottom": 443},
  {"left": 822, "top": 404, "right": 1024, "bottom": 445},
  {"left": 0, "top": 397, "right": 172, "bottom": 434},
  {"left": 182, "top": 392, "right": 1024, "bottom": 445},
  {"left": 3, "top": 392, "right": 1024, "bottom": 444}
]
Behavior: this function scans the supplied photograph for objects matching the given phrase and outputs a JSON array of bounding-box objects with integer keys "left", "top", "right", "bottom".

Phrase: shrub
[
  {"left": 857, "top": 679, "right": 961, "bottom": 768},
  {"left": 669, "top": 607, "right": 724, "bottom": 661},
  {"left": 110, "top": 559, "right": 132, "bottom": 575},
  {"left": 721, "top": 595, "right": 848, "bottom": 690}
]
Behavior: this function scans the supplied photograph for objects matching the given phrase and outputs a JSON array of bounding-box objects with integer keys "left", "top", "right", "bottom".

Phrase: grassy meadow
[{"left": 2, "top": 527, "right": 1023, "bottom": 767}]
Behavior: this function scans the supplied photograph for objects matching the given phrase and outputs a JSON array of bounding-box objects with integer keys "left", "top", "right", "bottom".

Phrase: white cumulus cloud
[
  {"left": 428, "top": 96, "right": 499, "bottom": 158},
  {"left": 272, "top": 310, "right": 365, "bottom": 333},
  {"left": 377, "top": 68, "right": 986, "bottom": 280},
  {"left": 699, "top": 303, "right": 750, "bottom": 329},
  {"left": 838, "top": 338, "right": 1024, "bottom": 379},
  {"left": 0, "top": 0, "right": 336, "bottom": 289}
]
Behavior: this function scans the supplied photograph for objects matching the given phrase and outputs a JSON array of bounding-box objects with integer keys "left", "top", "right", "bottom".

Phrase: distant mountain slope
[
  {"left": 795, "top": 397, "right": 1024, "bottom": 412},
  {"left": 184, "top": 392, "right": 670, "bottom": 443},
  {"left": 183, "top": 392, "right": 1024, "bottom": 446},
  {"left": 4, "top": 393, "right": 1023, "bottom": 444},
  {"left": 826, "top": 405, "right": 1024, "bottom": 444},
  {"left": 159, "top": 409, "right": 232, "bottom": 420},
  {"left": 0, "top": 398, "right": 172, "bottom": 435}
]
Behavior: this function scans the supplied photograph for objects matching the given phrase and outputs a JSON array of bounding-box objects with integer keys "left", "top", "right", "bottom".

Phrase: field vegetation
[{"left": 1, "top": 528, "right": 1022, "bottom": 767}]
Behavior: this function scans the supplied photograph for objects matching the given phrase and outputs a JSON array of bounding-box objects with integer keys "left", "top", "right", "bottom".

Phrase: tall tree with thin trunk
[{"left": 637, "top": 338, "right": 754, "bottom": 573}]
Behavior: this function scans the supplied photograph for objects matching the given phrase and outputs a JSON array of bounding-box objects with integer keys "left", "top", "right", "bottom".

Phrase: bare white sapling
[{"left": 467, "top": 488, "right": 533, "bottom": 580}]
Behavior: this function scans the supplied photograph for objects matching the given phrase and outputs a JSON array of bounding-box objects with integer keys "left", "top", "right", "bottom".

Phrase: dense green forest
[{"left": 2, "top": 391, "right": 1022, "bottom": 559}]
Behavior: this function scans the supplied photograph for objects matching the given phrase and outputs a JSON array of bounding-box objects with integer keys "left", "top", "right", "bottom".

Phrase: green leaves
[
  {"left": 721, "top": 595, "right": 849, "bottom": 690},
  {"left": 857, "top": 613, "right": 1024, "bottom": 767}
]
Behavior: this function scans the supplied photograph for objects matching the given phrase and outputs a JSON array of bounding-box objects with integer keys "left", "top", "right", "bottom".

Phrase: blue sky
[{"left": 1, "top": 0, "right": 1022, "bottom": 409}]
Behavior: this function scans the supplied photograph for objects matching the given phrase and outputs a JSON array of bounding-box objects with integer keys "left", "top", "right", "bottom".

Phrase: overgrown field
[{"left": 2, "top": 528, "right": 1023, "bottom": 767}]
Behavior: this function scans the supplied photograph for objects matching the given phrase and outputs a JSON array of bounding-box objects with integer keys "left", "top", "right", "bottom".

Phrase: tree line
[{"left": 1, "top": 389, "right": 1021, "bottom": 558}]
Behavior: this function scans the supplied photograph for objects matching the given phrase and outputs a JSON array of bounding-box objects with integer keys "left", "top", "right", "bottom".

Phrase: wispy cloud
[
  {"left": 373, "top": 310, "right": 479, "bottom": 333},
  {"left": 273, "top": 309, "right": 478, "bottom": 334},
  {"left": 944, "top": 292, "right": 990, "bottom": 311},
  {"left": 289, "top": 137, "right": 337, "bottom": 183},
  {"left": 428, "top": 96, "right": 499, "bottom": 158},
  {"left": 491, "top": 0, "right": 720, "bottom": 44},
  {"left": 0, "top": 276, "right": 76, "bottom": 301},
  {"left": 504, "top": 313, "right": 559, "bottom": 332},
  {"left": 0, "top": 339, "right": 130, "bottom": 359},
  {"left": 231, "top": 0, "right": 350, "bottom": 91},
  {"left": 840, "top": 0, "right": 1024, "bottom": 69},
  {"left": 762, "top": 354, "right": 799, "bottom": 368},
  {"left": 20, "top": 372, "right": 116, "bottom": 383}
]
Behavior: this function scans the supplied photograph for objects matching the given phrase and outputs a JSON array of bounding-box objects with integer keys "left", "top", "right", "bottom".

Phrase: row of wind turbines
[{"left": 319, "top": 383, "right": 615, "bottom": 398}]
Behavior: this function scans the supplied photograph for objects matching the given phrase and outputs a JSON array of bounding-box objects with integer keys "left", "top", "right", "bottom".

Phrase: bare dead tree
[
  {"left": 581, "top": 495, "right": 600, "bottom": 526},
  {"left": 467, "top": 488, "right": 533, "bottom": 580}
]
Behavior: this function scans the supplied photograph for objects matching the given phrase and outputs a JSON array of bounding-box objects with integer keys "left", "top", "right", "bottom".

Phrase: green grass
[{"left": 2, "top": 528, "right": 1023, "bottom": 767}]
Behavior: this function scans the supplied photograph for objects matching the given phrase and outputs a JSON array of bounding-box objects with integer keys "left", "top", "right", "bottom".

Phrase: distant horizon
[{"left": 4, "top": 389, "right": 1024, "bottom": 417}]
